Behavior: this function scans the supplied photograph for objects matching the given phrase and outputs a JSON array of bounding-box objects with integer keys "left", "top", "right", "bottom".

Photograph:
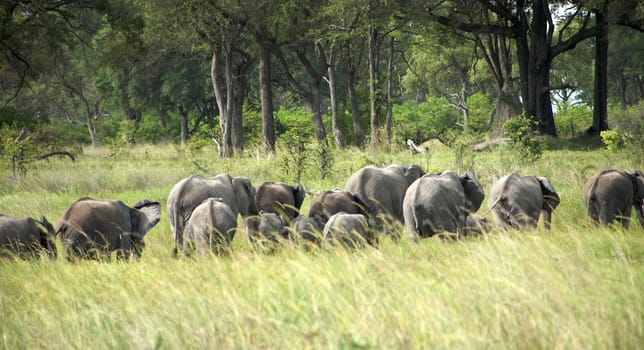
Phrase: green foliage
[
  {"left": 392, "top": 99, "right": 460, "bottom": 146},
  {"left": 465, "top": 93, "right": 494, "bottom": 133},
  {"left": 502, "top": 115, "right": 543, "bottom": 164},
  {"left": 555, "top": 105, "right": 592, "bottom": 138},
  {"left": 1, "top": 133, "right": 35, "bottom": 178},
  {"left": 313, "top": 141, "right": 334, "bottom": 180},
  {"left": 600, "top": 130, "right": 620, "bottom": 152},
  {"left": 278, "top": 124, "right": 313, "bottom": 183},
  {"left": 608, "top": 102, "right": 644, "bottom": 164}
]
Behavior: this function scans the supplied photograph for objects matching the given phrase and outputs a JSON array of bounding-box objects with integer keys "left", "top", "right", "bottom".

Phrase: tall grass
[{"left": 0, "top": 143, "right": 642, "bottom": 349}]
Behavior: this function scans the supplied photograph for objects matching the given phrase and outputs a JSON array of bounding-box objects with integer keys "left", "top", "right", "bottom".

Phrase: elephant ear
[
  {"left": 292, "top": 183, "right": 306, "bottom": 211},
  {"left": 461, "top": 172, "right": 485, "bottom": 213},
  {"left": 131, "top": 200, "right": 162, "bottom": 238},
  {"left": 404, "top": 164, "right": 425, "bottom": 185},
  {"left": 233, "top": 177, "right": 259, "bottom": 216},
  {"left": 537, "top": 177, "right": 560, "bottom": 211},
  {"left": 38, "top": 215, "right": 57, "bottom": 257},
  {"left": 627, "top": 171, "right": 644, "bottom": 206}
]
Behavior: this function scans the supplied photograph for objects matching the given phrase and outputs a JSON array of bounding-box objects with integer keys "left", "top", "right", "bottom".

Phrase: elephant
[
  {"left": 167, "top": 174, "right": 259, "bottom": 256},
  {"left": 255, "top": 181, "right": 306, "bottom": 220},
  {"left": 290, "top": 214, "right": 325, "bottom": 245},
  {"left": 488, "top": 174, "right": 560, "bottom": 230},
  {"left": 465, "top": 215, "right": 492, "bottom": 236},
  {"left": 345, "top": 164, "right": 425, "bottom": 228},
  {"left": 323, "top": 212, "right": 376, "bottom": 248},
  {"left": 245, "top": 211, "right": 289, "bottom": 246},
  {"left": 0, "top": 214, "right": 56, "bottom": 258},
  {"left": 308, "top": 191, "right": 373, "bottom": 223},
  {"left": 402, "top": 171, "right": 485, "bottom": 240},
  {"left": 57, "top": 198, "right": 161, "bottom": 260},
  {"left": 183, "top": 198, "right": 238, "bottom": 255},
  {"left": 583, "top": 169, "right": 644, "bottom": 228}
]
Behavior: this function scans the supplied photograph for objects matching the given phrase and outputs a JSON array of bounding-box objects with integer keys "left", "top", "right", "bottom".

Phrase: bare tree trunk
[
  {"left": 368, "top": 27, "right": 382, "bottom": 149},
  {"left": 327, "top": 45, "right": 344, "bottom": 149},
  {"left": 179, "top": 103, "right": 189, "bottom": 145},
  {"left": 348, "top": 71, "right": 363, "bottom": 146},
  {"left": 257, "top": 33, "right": 275, "bottom": 152},
  {"left": 591, "top": 10, "right": 609, "bottom": 134},
  {"left": 211, "top": 50, "right": 229, "bottom": 157},
  {"left": 385, "top": 36, "right": 394, "bottom": 146}
]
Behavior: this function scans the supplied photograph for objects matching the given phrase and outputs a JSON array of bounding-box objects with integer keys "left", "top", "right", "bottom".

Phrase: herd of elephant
[{"left": 1, "top": 165, "right": 643, "bottom": 260}]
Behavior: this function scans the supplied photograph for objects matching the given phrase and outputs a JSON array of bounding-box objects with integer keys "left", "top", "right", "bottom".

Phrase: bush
[
  {"left": 555, "top": 105, "right": 592, "bottom": 138},
  {"left": 600, "top": 130, "right": 620, "bottom": 152},
  {"left": 502, "top": 115, "right": 542, "bottom": 164},
  {"left": 392, "top": 99, "right": 460, "bottom": 146}
]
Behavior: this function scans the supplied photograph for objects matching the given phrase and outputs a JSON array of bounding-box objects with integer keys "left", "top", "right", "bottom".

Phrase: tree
[{"left": 418, "top": 0, "right": 611, "bottom": 136}]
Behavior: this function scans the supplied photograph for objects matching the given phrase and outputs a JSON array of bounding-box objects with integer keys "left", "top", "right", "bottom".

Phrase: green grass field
[{"left": 0, "top": 143, "right": 642, "bottom": 349}]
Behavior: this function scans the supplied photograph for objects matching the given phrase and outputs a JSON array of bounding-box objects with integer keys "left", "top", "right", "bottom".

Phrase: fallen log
[{"left": 35, "top": 151, "right": 76, "bottom": 162}]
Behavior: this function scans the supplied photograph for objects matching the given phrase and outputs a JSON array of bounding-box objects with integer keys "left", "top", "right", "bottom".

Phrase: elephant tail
[{"left": 171, "top": 207, "right": 185, "bottom": 257}]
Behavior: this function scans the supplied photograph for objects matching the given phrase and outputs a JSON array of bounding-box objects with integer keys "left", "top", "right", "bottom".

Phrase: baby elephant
[
  {"left": 0, "top": 215, "right": 57, "bottom": 258},
  {"left": 584, "top": 169, "right": 644, "bottom": 229},
  {"left": 245, "top": 212, "right": 289, "bottom": 247},
  {"left": 183, "top": 198, "right": 238, "bottom": 255},
  {"left": 57, "top": 197, "right": 161, "bottom": 260},
  {"left": 290, "top": 215, "right": 325, "bottom": 245},
  {"left": 323, "top": 212, "right": 376, "bottom": 248}
]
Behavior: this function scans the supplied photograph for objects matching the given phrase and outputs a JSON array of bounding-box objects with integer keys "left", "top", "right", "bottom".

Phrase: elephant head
[
  {"left": 630, "top": 170, "right": 644, "bottom": 226},
  {"left": 402, "top": 170, "right": 485, "bottom": 240},
  {"left": 0, "top": 215, "right": 57, "bottom": 259},
  {"left": 489, "top": 174, "right": 560, "bottom": 230},
  {"left": 255, "top": 181, "right": 305, "bottom": 220},
  {"left": 344, "top": 163, "right": 425, "bottom": 228},
  {"left": 167, "top": 174, "right": 259, "bottom": 256},
  {"left": 584, "top": 169, "right": 643, "bottom": 228},
  {"left": 183, "top": 198, "right": 238, "bottom": 255},
  {"left": 57, "top": 197, "right": 161, "bottom": 260}
]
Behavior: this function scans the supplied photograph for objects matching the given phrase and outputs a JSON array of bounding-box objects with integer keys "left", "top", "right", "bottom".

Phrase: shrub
[
  {"left": 600, "top": 130, "right": 621, "bottom": 152},
  {"left": 502, "top": 115, "right": 542, "bottom": 164},
  {"left": 554, "top": 105, "right": 592, "bottom": 138}
]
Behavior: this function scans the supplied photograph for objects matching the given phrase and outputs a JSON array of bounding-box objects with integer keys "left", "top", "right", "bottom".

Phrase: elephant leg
[
  {"left": 598, "top": 201, "right": 616, "bottom": 226},
  {"left": 618, "top": 206, "right": 632, "bottom": 229},
  {"left": 542, "top": 210, "right": 552, "bottom": 230}
]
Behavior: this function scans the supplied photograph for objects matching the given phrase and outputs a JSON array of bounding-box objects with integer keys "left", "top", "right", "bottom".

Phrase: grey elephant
[
  {"left": 323, "top": 212, "right": 376, "bottom": 248},
  {"left": 183, "top": 198, "right": 238, "bottom": 255},
  {"left": 245, "top": 212, "right": 289, "bottom": 244},
  {"left": 308, "top": 191, "right": 373, "bottom": 223},
  {"left": 57, "top": 198, "right": 161, "bottom": 260},
  {"left": 345, "top": 164, "right": 425, "bottom": 228},
  {"left": 402, "top": 171, "right": 485, "bottom": 240},
  {"left": 0, "top": 214, "right": 56, "bottom": 258},
  {"left": 255, "top": 181, "right": 306, "bottom": 220},
  {"left": 465, "top": 215, "right": 492, "bottom": 236},
  {"left": 290, "top": 214, "right": 325, "bottom": 245},
  {"left": 488, "top": 174, "right": 560, "bottom": 230},
  {"left": 583, "top": 169, "right": 644, "bottom": 228},
  {"left": 167, "top": 174, "right": 259, "bottom": 256}
]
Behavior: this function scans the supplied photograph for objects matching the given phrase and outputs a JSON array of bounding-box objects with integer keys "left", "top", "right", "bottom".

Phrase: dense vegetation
[
  {"left": 1, "top": 1, "right": 642, "bottom": 158},
  {"left": 0, "top": 143, "right": 642, "bottom": 348}
]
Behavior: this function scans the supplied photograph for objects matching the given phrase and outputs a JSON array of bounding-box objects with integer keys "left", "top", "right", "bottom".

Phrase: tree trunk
[
  {"left": 385, "top": 36, "right": 394, "bottom": 146},
  {"left": 591, "top": 10, "right": 609, "bottom": 134},
  {"left": 179, "top": 103, "right": 189, "bottom": 145},
  {"left": 327, "top": 45, "right": 344, "bottom": 149},
  {"left": 348, "top": 71, "right": 363, "bottom": 146},
  {"left": 306, "top": 88, "right": 328, "bottom": 146},
  {"left": 368, "top": 27, "right": 382, "bottom": 148},
  {"left": 211, "top": 50, "right": 230, "bottom": 157},
  {"left": 257, "top": 35, "right": 275, "bottom": 152}
]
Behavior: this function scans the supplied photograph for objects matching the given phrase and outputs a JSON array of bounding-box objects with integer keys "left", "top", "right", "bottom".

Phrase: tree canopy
[{"left": 1, "top": 0, "right": 642, "bottom": 154}]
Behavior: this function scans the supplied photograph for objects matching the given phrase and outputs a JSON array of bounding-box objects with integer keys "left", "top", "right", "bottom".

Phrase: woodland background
[{"left": 1, "top": 0, "right": 642, "bottom": 161}]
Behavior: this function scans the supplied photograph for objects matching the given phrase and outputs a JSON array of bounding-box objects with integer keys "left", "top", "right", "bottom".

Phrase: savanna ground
[{"left": 0, "top": 141, "right": 642, "bottom": 349}]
